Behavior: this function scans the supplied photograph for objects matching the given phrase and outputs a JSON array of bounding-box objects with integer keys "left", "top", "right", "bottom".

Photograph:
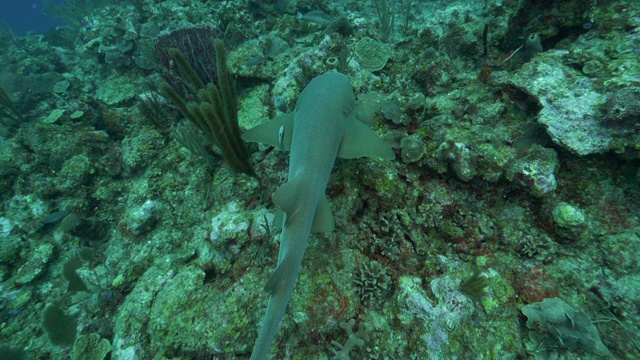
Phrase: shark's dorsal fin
[
  {"left": 272, "top": 180, "right": 335, "bottom": 232},
  {"left": 338, "top": 117, "right": 396, "bottom": 160},
  {"left": 263, "top": 255, "right": 294, "bottom": 294},
  {"left": 272, "top": 179, "right": 299, "bottom": 217},
  {"left": 241, "top": 112, "right": 294, "bottom": 151},
  {"left": 272, "top": 209, "right": 285, "bottom": 231},
  {"left": 311, "top": 197, "right": 335, "bottom": 233}
]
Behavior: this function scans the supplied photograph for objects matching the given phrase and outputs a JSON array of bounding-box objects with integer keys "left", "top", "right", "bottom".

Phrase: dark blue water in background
[{"left": 0, "top": 0, "right": 66, "bottom": 36}]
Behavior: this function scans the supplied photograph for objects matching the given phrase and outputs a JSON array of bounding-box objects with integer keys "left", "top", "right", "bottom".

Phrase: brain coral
[{"left": 354, "top": 37, "right": 389, "bottom": 72}]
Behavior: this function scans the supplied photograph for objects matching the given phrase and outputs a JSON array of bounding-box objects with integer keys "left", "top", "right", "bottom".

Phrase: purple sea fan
[{"left": 155, "top": 26, "right": 222, "bottom": 99}]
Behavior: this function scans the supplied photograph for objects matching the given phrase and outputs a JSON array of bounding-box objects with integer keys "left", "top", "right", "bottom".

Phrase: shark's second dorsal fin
[
  {"left": 338, "top": 117, "right": 396, "bottom": 160},
  {"left": 264, "top": 255, "right": 294, "bottom": 294},
  {"left": 273, "top": 180, "right": 335, "bottom": 233},
  {"left": 241, "top": 112, "right": 294, "bottom": 151},
  {"left": 272, "top": 179, "right": 299, "bottom": 217},
  {"left": 272, "top": 209, "right": 285, "bottom": 231}
]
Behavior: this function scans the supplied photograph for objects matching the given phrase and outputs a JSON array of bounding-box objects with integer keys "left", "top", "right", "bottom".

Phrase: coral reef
[
  {"left": 0, "top": 0, "right": 638, "bottom": 359},
  {"left": 353, "top": 260, "right": 391, "bottom": 307}
]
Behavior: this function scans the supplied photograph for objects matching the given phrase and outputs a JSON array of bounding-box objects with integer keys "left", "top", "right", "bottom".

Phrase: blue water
[{"left": 0, "top": 0, "right": 66, "bottom": 35}]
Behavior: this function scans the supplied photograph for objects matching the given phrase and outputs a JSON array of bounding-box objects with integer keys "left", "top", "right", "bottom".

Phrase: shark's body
[{"left": 242, "top": 72, "right": 394, "bottom": 359}]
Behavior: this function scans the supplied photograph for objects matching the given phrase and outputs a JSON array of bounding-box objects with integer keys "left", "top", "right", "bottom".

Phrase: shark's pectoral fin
[
  {"left": 264, "top": 255, "right": 295, "bottom": 294},
  {"left": 311, "top": 197, "right": 335, "bottom": 233},
  {"left": 338, "top": 117, "right": 396, "bottom": 160},
  {"left": 242, "top": 112, "right": 294, "bottom": 151}
]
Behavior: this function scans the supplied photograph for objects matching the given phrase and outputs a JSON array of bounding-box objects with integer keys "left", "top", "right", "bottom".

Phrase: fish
[
  {"left": 242, "top": 72, "right": 394, "bottom": 359},
  {"left": 296, "top": 10, "right": 335, "bottom": 26}
]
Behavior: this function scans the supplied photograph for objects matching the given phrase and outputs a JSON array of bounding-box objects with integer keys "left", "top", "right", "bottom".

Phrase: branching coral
[
  {"left": 331, "top": 319, "right": 370, "bottom": 360},
  {"left": 353, "top": 260, "right": 392, "bottom": 307}
]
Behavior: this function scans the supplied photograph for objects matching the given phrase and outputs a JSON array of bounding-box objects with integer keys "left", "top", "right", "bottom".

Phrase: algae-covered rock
[
  {"left": 15, "top": 243, "right": 54, "bottom": 285},
  {"left": 509, "top": 53, "right": 609, "bottom": 155},
  {"left": 95, "top": 76, "right": 139, "bottom": 105},
  {"left": 552, "top": 202, "right": 589, "bottom": 241}
]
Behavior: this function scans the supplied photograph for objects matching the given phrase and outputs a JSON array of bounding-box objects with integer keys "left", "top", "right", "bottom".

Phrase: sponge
[
  {"left": 522, "top": 297, "right": 610, "bottom": 359},
  {"left": 42, "top": 304, "right": 77, "bottom": 346}
]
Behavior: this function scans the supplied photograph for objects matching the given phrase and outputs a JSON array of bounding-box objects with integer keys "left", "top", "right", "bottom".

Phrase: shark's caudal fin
[{"left": 338, "top": 116, "right": 396, "bottom": 160}]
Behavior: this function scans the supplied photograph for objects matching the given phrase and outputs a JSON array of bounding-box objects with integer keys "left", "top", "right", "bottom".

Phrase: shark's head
[{"left": 295, "top": 72, "right": 355, "bottom": 120}]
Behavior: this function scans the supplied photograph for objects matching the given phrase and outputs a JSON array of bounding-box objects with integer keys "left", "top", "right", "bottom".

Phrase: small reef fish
[{"left": 296, "top": 10, "right": 335, "bottom": 26}]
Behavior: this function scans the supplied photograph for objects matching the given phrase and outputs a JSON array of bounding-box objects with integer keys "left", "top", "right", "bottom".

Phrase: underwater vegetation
[
  {"left": 0, "top": 0, "right": 639, "bottom": 359},
  {"left": 0, "top": 87, "right": 23, "bottom": 131}
]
